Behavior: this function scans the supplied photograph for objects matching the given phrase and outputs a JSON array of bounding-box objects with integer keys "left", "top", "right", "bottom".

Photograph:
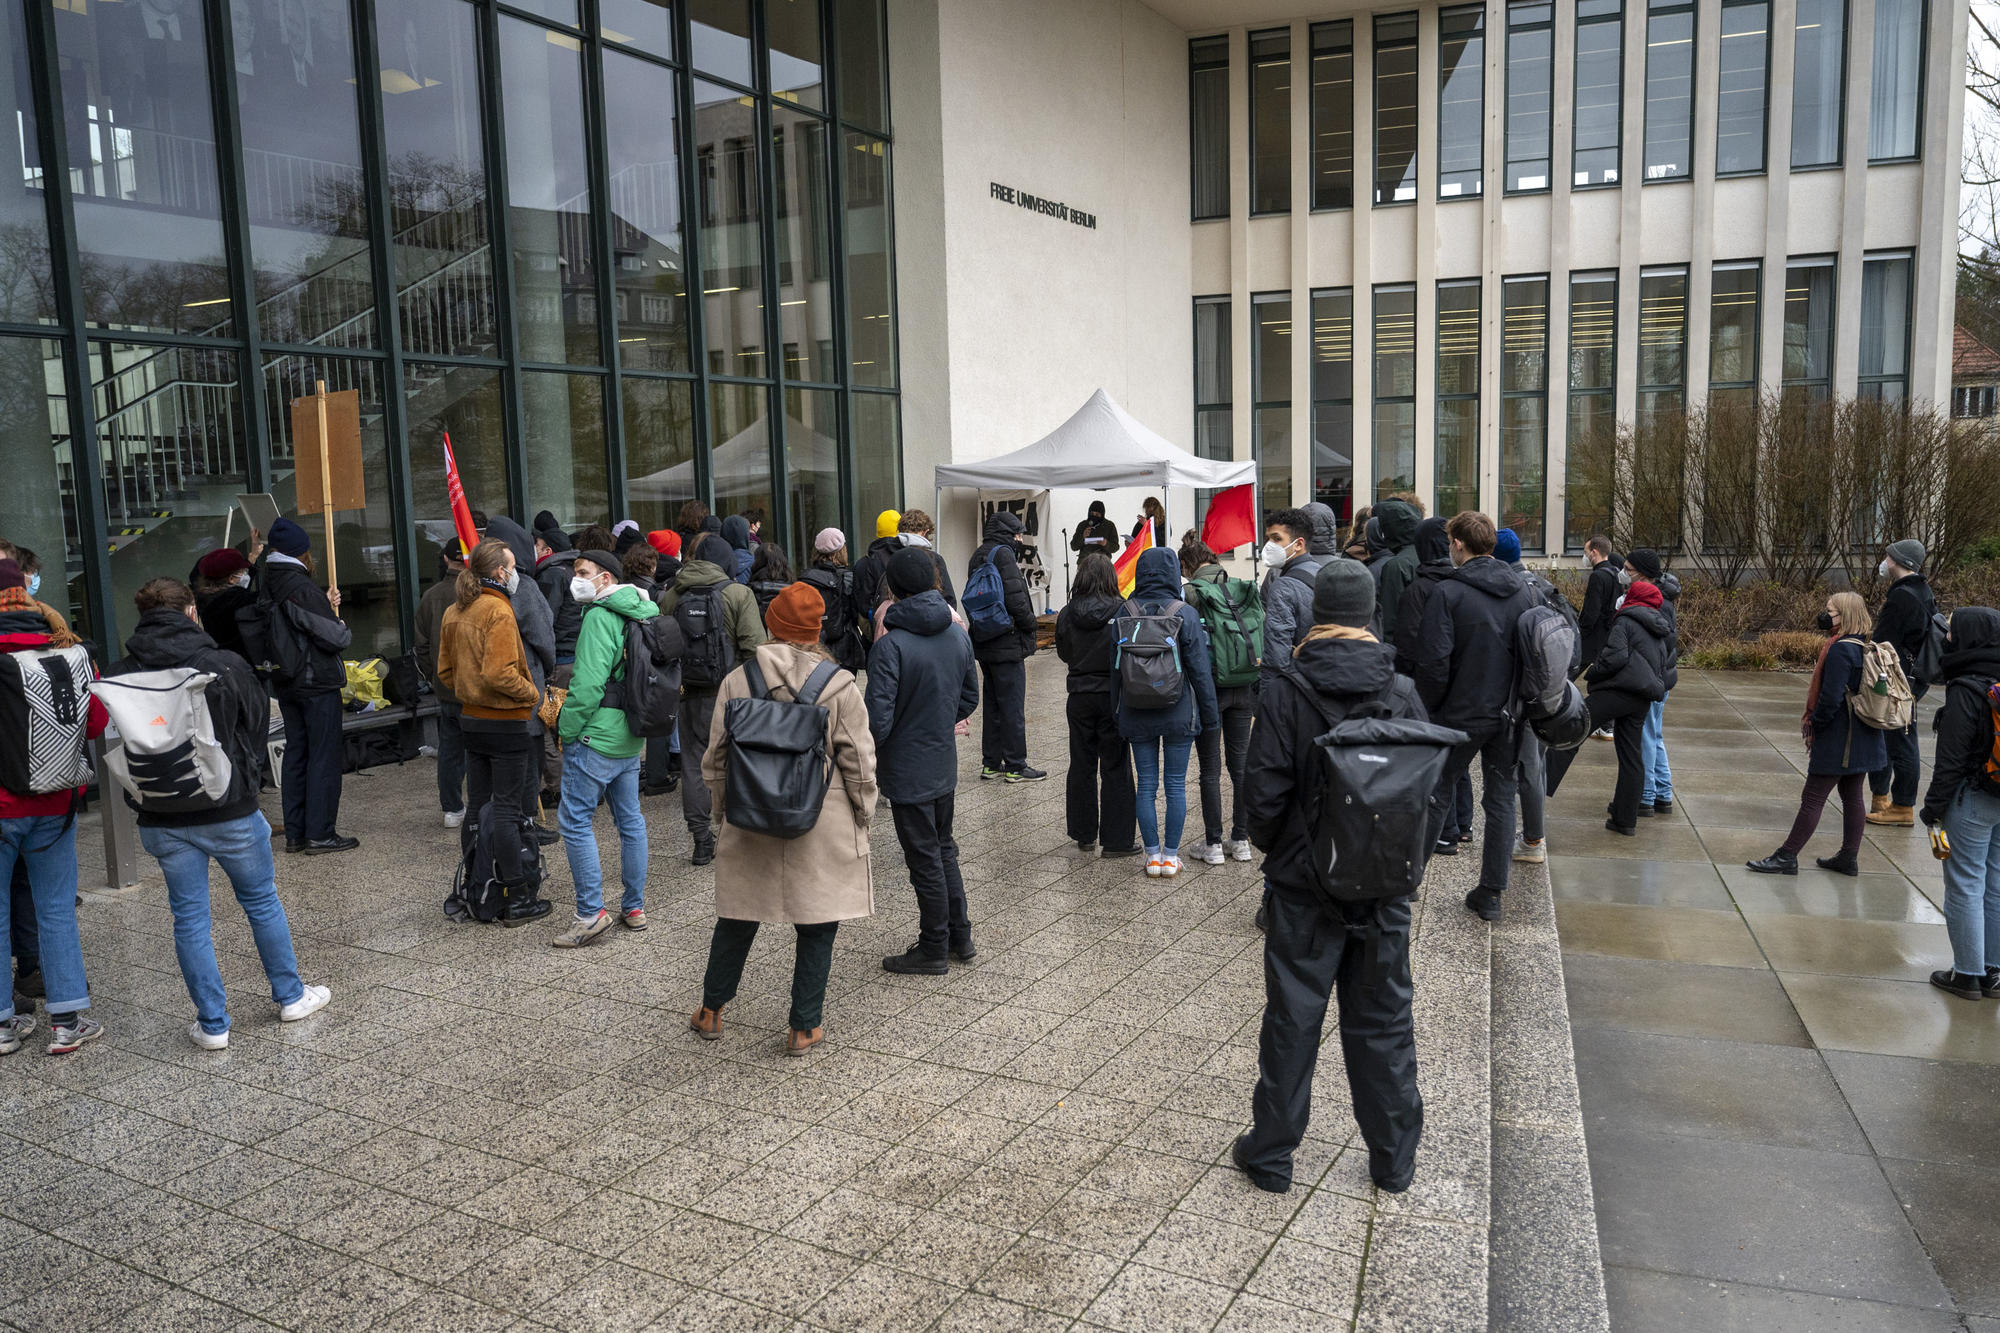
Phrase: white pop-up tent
[{"left": 933, "top": 388, "right": 1255, "bottom": 492}]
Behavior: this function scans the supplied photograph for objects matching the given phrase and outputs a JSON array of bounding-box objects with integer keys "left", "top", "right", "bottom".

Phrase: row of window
[
  {"left": 1192, "top": 0, "right": 1926, "bottom": 218},
  {"left": 1193, "top": 252, "right": 1912, "bottom": 550}
]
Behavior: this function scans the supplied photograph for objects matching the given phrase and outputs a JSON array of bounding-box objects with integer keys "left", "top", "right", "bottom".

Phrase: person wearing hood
[
  {"left": 969, "top": 509, "right": 1045, "bottom": 782},
  {"left": 1372, "top": 498, "right": 1421, "bottom": 641},
  {"left": 1259, "top": 508, "right": 1322, "bottom": 681},
  {"left": 659, "top": 533, "right": 767, "bottom": 865},
  {"left": 720, "top": 515, "right": 756, "bottom": 585},
  {"left": 257, "top": 517, "right": 357, "bottom": 856},
  {"left": 867, "top": 548, "right": 982, "bottom": 975},
  {"left": 1116, "top": 547, "right": 1220, "bottom": 877},
  {"left": 1071, "top": 500, "right": 1119, "bottom": 555},
  {"left": 1394, "top": 515, "right": 1475, "bottom": 849},
  {"left": 1743, "top": 592, "right": 1885, "bottom": 878},
  {"left": 533, "top": 527, "right": 581, "bottom": 665},
  {"left": 1233, "top": 560, "right": 1428, "bottom": 1197},
  {"left": 852, "top": 511, "right": 905, "bottom": 620},
  {"left": 192, "top": 547, "right": 257, "bottom": 661},
  {"left": 1634, "top": 550, "right": 1680, "bottom": 819},
  {"left": 1867, "top": 538, "right": 1937, "bottom": 828},
  {"left": 107, "top": 578, "right": 330, "bottom": 1048},
  {"left": 1056, "top": 553, "right": 1138, "bottom": 858},
  {"left": 550, "top": 550, "right": 661, "bottom": 948},
  {"left": 416, "top": 540, "right": 470, "bottom": 828},
  {"left": 1496, "top": 528, "right": 1555, "bottom": 864},
  {"left": 1918, "top": 607, "right": 2000, "bottom": 1000},
  {"left": 1415, "top": 512, "right": 1538, "bottom": 921},
  {"left": 691, "top": 583, "right": 878, "bottom": 1056},
  {"left": 1546, "top": 553, "right": 1677, "bottom": 834},
  {"left": 487, "top": 516, "right": 561, "bottom": 825}
]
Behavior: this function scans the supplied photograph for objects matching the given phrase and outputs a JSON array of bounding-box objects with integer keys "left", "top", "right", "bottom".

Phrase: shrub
[
  {"left": 1755, "top": 631, "right": 1827, "bottom": 669},
  {"left": 1685, "top": 643, "right": 1779, "bottom": 672}
]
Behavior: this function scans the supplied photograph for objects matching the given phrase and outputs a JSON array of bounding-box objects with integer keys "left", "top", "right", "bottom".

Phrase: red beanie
[{"left": 647, "top": 529, "right": 681, "bottom": 559}]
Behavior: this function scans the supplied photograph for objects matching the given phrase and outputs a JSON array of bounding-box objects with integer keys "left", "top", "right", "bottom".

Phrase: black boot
[
  {"left": 691, "top": 836, "right": 715, "bottom": 867},
  {"left": 1814, "top": 851, "right": 1860, "bottom": 877},
  {"left": 1747, "top": 850, "right": 1798, "bottom": 875},
  {"left": 1930, "top": 969, "right": 1987, "bottom": 1001},
  {"left": 1985, "top": 967, "right": 2000, "bottom": 997},
  {"left": 1464, "top": 887, "right": 1502, "bottom": 921},
  {"left": 881, "top": 947, "right": 947, "bottom": 976}
]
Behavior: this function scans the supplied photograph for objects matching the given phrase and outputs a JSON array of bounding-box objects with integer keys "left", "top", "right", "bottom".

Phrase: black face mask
[{"left": 1816, "top": 610, "right": 1835, "bottom": 635}]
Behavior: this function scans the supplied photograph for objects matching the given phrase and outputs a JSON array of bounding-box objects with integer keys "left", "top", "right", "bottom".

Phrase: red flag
[
  {"left": 442, "top": 431, "right": 479, "bottom": 558},
  {"left": 1200, "top": 483, "right": 1257, "bottom": 553}
]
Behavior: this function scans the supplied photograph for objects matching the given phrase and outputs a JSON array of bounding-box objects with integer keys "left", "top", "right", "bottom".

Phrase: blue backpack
[{"left": 963, "top": 547, "right": 1014, "bottom": 642}]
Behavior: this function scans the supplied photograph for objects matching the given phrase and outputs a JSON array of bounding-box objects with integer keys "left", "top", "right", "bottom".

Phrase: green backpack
[{"left": 1185, "top": 572, "right": 1265, "bottom": 688}]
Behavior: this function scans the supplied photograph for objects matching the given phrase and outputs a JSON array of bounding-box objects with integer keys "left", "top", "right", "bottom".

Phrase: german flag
[{"left": 1113, "top": 517, "right": 1154, "bottom": 597}]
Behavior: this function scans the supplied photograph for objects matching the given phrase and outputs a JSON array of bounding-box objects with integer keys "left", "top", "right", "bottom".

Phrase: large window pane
[
  {"left": 1860, "top": 254, "right": 1912, "bottom": 398},
  {"left": 54, "top": 0, "right": 234, "bottom": 333},
  {"left": 1191, "top": 37, "right": 1230, "bottom": 220},
  {"left": 785, "top": 387, "right": 841, "bottom": 554},
  {"left": 1639, "top": 267, "right": 1688, "bottom": 424},
  {"left": 1573, "top": 1, "right": 1623, "bottom": 186},
  {"left": 623, "top": 375, "right": 697, "bottom": 531},
  {"left": 1250, "top": 30, "right": 1290, "bottom": 214},
  {"left": 401, "top": 360, "right": 506, "bottom": 647},
  {"left": 1438, "top": 7, "right": 1484, "bottom": 199},
  {"left": 1436, "top": 282, "right": 1481, "bottom": 517},
  {"left": 1716, "top": 0, "right": 1769, "bottom": 173},
  {"left": 835, "top": 0, "right": 888, "bottom": 133},
  {"left": 233, "top": 0, "right": 377, "bottom": 348},
  {"left": 1505, "top": 2, "right": 1553, "bottom": 192},
  {"left": 1790, "top": 0, "right": 1845, "bottom": 167},
  {"left": 1784, "top": 258, "right": 1835, "bottom": 388},
  {"left": 690, "top": 0, "right": 753, "bottom": 87},
  {"left": 1375, "top": 15, "right": 1419, "bottom": 205},
  {"left": 709, "top": 380, "right": 772, "bottom": 524},
  {"left": 1870, "top": 0, "right": 1923, "bottom": 159},
  {"left": 1257, "top": 408, "right": 1292, "bottom": 514},
  {"left": 1253, "top": 293, "right": 1290, "bottom": 405},
  {"left": 1374, "top": 284, "right": 1416, "bottom": 497},
  {"left": 2, "top": 339, "right": 91, "bottom": 633},
  {"left": 769, "top": 0, "right": 825, "bottom": 111},
  {"left": 1, "top": 7, "right": 56, "bottom": 325},
  {"left": 1504, "top": 276, "right": 1553, "bottom": 555},
  {"left": 852, "top": 391, "right": 901, "bottom": 539},
  {"left": 1196, "top": 295, "right": 1232, "bottom": 471},
  {"left": 500, "top": 16, "right": 599, "bottom": 366},
  {"left": 377, "top": 0, "right": 497, "bottom": 359},
  {"left": 1566, "top": 272, "right": 1617, "bottom": 550},
  {"left": 1643, "top": 7, "right": 1695, "bottom": 180},
  {"left": 1311, "top": 23, "right": 1353, "bottom": 210},
  {"left": 523, "top": 371, "right": 609, "bottom": 531},
  {"left": 606, "top": 52, "right": 691, "bottom": 373},
  {"left": 1709, "top": 264, "right": 1759, "bottom": 387},
  {"left": 697, "top": 79, "right": 768, "bottom": 377},
  {"left": 773, "top": 108, "right": 834, "bottom": 383},
  {"left": 601, "top": 0, "right": 674, "bottom": 60},
  {"left": 843, "top": 132, "right": 896, "bottom": 387},
  {"left": 1311, "top": 289, "right": 1353, "bottom": 523},
  {"left": 1374, "top": 402, "right": 1416, "bottom": 498}
]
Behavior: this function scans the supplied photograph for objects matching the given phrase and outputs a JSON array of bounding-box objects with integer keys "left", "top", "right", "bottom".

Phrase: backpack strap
[
  {"left": 795, "top": 658, "right": 842, "bottom": 707},
  {"left": 1283, "top": 561, "right": 1318, "bottom": 590},
  {"left": 741, "top": 653, "right": 771, "bottom": 700}
]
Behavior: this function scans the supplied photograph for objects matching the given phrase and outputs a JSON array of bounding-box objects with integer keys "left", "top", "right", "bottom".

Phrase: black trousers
[
  {"left": 891, "top": 795, "right": 971, "bottom": 958},
  {"left": 979, "top": 660, "right": 1027, "bottom": 770},
  {"left": 1870, "top": 686, "right": 1925, "bottom": 807},
  {"left": 278, "top": 691, "right": 343, "bottom": 842},
  {"left": 1545, "top": 692, "right": 1650, "bottom": 828},
  {"left": 1242, "top": 890, "right": 1423, "bottom": 1191},
  {"left": 1064, "top": 691, "right": 1135, "bottom": 851},
  {"left": 679, "top": 687, "right": 718, "bottom": 839},
  {"left": 462, "top": 723, "right": 534, "bottom": 888},
  {"left": 1196, "top": 688, "right": 1257, "bottom": 844},
  {"left": 702, "top": 918, "right": 839, "bottom": 1031},
  {"left": 1425, "top": 727, "right": 1520, "bottom": 893}
]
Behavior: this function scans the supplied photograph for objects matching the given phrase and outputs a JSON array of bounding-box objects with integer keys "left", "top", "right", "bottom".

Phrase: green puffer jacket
[{"left": 558, "top": 584, "right": 659, "bottom": 759}]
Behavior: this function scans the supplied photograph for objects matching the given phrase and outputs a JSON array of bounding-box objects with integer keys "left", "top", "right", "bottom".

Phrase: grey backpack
[
  {"left": 93, "top": 668, "right": 235, "bottom": 815},
  {"left": 1114, "top": 600, "right": 1188, "bottom": 711}
]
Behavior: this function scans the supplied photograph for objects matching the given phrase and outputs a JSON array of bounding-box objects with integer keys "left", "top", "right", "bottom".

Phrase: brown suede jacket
[{"left": 437, "top": 586, "right": 539, "bottom": 721}]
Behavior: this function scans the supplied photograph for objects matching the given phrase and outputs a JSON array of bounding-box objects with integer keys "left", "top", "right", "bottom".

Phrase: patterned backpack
[{"left": 0, "top": 644, "right": 95, "bottom": 796}]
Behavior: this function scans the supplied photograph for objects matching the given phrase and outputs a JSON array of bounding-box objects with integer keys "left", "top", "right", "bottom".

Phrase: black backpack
[
  {"left": 803, "top": 567, "right": 866, "bottom": 673},
  {"left": 673, "top": 585, "right": 735, "bottom": 689},
  {"left": 444, "top": 799, "right": 544, "bottom": 924},
  {"left": 722, "top": 655, "right": 840, "bottom": 840},
  {"left": 1113, "top": 600, "right": 1188, "bottom": 711},
  {"left": 1913, "top": 610, "right": 1948, "bottom": 688},
  {"left": 1274, "top": 661, "right": 1468, "bottom": 904},
  {"left": 600, "top": 612, "right": 684, "bottom": 739}
]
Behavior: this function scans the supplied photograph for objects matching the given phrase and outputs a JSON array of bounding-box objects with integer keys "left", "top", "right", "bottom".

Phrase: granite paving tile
[{"left": 1602, "top": 1266, "right": 1971, "bottom": 1332}]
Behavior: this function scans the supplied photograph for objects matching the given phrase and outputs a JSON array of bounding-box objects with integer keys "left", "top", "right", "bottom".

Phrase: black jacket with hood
[
  {"left": 721, "top": 515, "right": 755, "bottom": 584},
  {"left": 1373, "top": 499, "right": 1422, "bottom": 642},
  {"left": 108, "top": 609, "right": 267, "bottom": 827},
  {"left": 853, "top": 533, "right": 903, "bottom": 616},
  {"left": 257, "top": 555, "right": 350, "bottom": 699},
  {"left": 1579, "top": 552, "right": 1623, "bottom": 670},
  {"left": 534, "top": 543, "right": 581, "bottom": 661},
  {"left": 1393, "top": 516, "right": 1453, "bottom": 677},
  {"left": 1244, "top": 634, "right": 1428, "bottom": 905},
  {"left": 1414, "top": 554, "right": 1537, "bottom": 733},
  {"left": 1114, "top": 548, "right": 1220, "bottom": 743},
  {"left": 1921, "top": 607, "right": 2000, "bottom": 826},
  {"left": 487, "top": 516, "right": 559, "bottom": 736},
  {"left": 864, "top": 589, "right": 980, "bottom": 804},
  {"left": 1056, "top": 589, "right": 1122, "bottom": 694},
  {"left": 1585, "top": 596, "right": 1678, "bottom": 704},
  {"left": 969, "top": 511, "right": 1038, "bottom": 664}
]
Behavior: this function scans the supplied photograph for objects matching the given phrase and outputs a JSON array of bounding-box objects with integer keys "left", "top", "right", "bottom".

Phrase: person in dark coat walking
[
  {"left": 868, "top": 549, "right": 982, "bottom": 976},
  {"left": 1867, "top": 538, "right": 1937, "bottom": 827},
  {"left": 1115, "top": 548, "right": 1219, "bottom": 877},
  {"left": 1545, "top": 571, "right": 1676, "bottom": 832},
  {"left": 256, "top": 518, "right": 357, "bottom": 855},
  {"left": 1372, "top": 498, "right": 1421, "bottom": 642},
  {"left": 1233, "top": 559, "right": 1428, "bottom": 1196},
  {"left": 969, "top": 510, "right": 1044, "bottom": 782},
  {"left": 1056, "top": 554, "right": 1137, "bottom": 857},
  {"left": 1918, "top": 608, "right": 2000, "bottom": 999},
  {"left": 1747, "top": 591, "right": 1889, "bottom": 876}
]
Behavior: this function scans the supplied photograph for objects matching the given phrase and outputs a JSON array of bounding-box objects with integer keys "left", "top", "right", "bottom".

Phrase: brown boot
[
  {"left": 689, "top": 1005, "right": 724, "bottom": 1040},
  {"left": 1866, "top": 803, "right": 1917, "bottom": 827},
  {"left": 785, "top": 1027, "right": 824, "bottom": 1056},
  {"left": 1869, "top": 793, "right": 1892, "bottom": 816}
]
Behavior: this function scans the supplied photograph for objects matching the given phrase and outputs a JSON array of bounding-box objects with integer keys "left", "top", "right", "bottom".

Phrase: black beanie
[
  {"left": 1313, "top": 559, "right": 1376, "bottom": 628},
  {"left": 886, "top": 547, "right": 935, "bottom": 599},
  {"left": 694, "top": 534, "right": 735, "bottom": 568},
  {"left": 533, "top": 510, "right": 560, "bottom": 533},
  {"left": 1626, "top": 548, "right": 1663, "bottom": 581}
]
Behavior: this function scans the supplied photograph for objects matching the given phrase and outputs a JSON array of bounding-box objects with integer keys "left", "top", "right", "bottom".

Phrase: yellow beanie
[{"left": 875, "top": 509, "right": 901, "bottom": 540}]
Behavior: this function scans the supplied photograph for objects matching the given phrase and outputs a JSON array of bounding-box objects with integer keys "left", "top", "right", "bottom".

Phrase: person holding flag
[{"left": 1111, "top": 516, "right": 1155, "bottom": 597}]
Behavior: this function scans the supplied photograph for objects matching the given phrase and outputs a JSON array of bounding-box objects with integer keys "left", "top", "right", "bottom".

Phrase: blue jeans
[
  {"left": 1940, "top": 787, "right": 2000, "bottom": 976},
  {"left": 1641, "top": 695, "right": 1673, "bottom": 804},
  {"left": 1130, "top": 736, "right": 1194, "bottom": 857},
  {"left": 141, "top": 812, "right": 304, "bottom": 1036},
  {"left": 559, "top": 742, "right": 647, "bottom": 917},
  {"left": 0, "top": 815, "right": 89, "bottom": 1020}
]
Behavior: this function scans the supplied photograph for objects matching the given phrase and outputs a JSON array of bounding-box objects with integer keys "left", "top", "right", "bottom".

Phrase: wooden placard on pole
[{"left": 290, "top": 383, "right": 363, "bottom": 609}]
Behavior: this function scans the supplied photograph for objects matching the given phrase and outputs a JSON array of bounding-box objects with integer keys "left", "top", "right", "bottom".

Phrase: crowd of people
[{"left": 4, "top": 495, "right": 1998, "bottom": 1205}]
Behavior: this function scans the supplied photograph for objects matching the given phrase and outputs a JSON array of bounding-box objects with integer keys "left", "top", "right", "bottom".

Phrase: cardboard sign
[{"left": 290, "top": 388, "right": 366, "bottom": 515}]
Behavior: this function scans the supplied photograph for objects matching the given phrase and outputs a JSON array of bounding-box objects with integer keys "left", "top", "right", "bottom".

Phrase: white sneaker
[
  {"left": 1160, "top": 855, "right": 1183, "bottom": 879},
  {"left": 188, "top": 1022, "right": 229, "bottom": 1051},
  {"left": 1225, "top": 839, "right": 1254, "bottom": 862},
  {"left": 0, "top": 1013, "right": 33, "bottom": 1056},
  {"left": 444, "top": 809, "right": 465, "bottom": 830},
  {"left": 551, "top": 910, "right": 613, "bottom": 949},
  {"left": 1591, "top": 727, "right": 1614, "bottom": 742},
  {"left": 1201, "top": 842, "right": 1225, "bottom": 866},
  {"left": 1144, "top": 855, "right": 1166, "bottom": 878},
  {"left": 1513, "top": 838, "right": 1547, "bottom": 865},
  {"left": 279, "top": 985, "right": 332, "bottom": 1023}
]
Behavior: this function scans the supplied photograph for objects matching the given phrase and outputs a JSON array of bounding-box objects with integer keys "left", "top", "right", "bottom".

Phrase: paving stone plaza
[{"left": 0, "top": 659, "right": 1994, "bottom": 1332}]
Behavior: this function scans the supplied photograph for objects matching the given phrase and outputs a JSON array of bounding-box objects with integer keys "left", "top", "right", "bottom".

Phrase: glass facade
[
  {"left": 1790, "top": 0, "right": 1846, "bottom": 167},
  {"left": 1311, "top": 22, "right": 1355, "bottom": 210},
  {"left": 1190, "top": 36, "right": 1230, "bottom": 220},
  {"left": 1644, "top": 0, "right": 1695, "bottom": 180},
  {"left": 1505, "top": 1, "right": 1554, "bottom": 193},
  {"left": 1708, "top": 263, "right": 1761, "bottom": 416},
  {"left": 1435, "top": 281, "right": 1481, "bottom": 517},
  {"left": 1250, "top": 29, "right": 1291, "bottom": 215},
  {"left": 1194, "top": 295, "right": 1232, "bottom": 462},
  {"left": 1638, "top": 267, "right": 1690, "bottom": 422},
  {"left": 1375, "top": 14, "right": 1420, "bottom": 205},
  {"left": 1311, "top": 288, "right": 1354, "bottom": 521},
  {"left": 7, "top": 0, "right": 899, "bottom": 653},
  {"left": 1784, "top": 257, "right": 1837, "bottom": 398},
  {"left": 1566, "top": 271, "right": 1617, "bottom": 550},
  {"left": 1373, "top": 284, "right": 1417, "bottom": 497},
  {"left": 1870, "top": 0, "right": 1924, "bottom": 160},
  {"left": 1716, "top": 0, "right": 1769, "bottom": 174},
  {"left": 1573, "top": 0, "right": 1622, "bottom": 186},
  {"left": 1253, "top": 291, "right": 1292, "bottom": 512},
  {"left": 1501, "top": 275, "right": 1549, "bottom": 549},
  {"left": 1438, "top": 7, "right": 1485, "bottom": 199},
  {"left": 1859, "top": 253, "right": 1913, "bottom": 401}
]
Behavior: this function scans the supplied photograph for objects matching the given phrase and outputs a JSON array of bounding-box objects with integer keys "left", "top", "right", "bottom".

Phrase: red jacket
[{"left": 0, "top": 622, "right": 109, "bottom": 820}]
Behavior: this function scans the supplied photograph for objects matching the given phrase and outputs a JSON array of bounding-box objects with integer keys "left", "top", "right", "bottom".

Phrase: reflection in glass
[
  {"left": 1375, "top": 15, "right": 1419, "bottom": 204},
  {"left": 508, "top": 0, "right": 579, "bottom": 30},
  {"left": 690, "top": 0, "right": 753, "bottom": 86},
  {"left": 1250, "top": 30, "right": 1290, "bottom": 214},
  {"left": 1436, "top": 398, "right": 1479, "bottom": 518},
  {"left": 1505, "top": 4, "right": 1553, "bottom": 192},
  {"left": 1190, "top": 36, "right": 1229, "bottom": 220},
  {"left": 697, "top": 80, "right": 767, "bottom": 377},
  {"left": 852, "top": 391, "right": 901, "bottom": 539},
  {"left": 1784, "top": 259, "right": 1835, "bottom": 388},
  {"left": 402, "top": 360, "right": 507, "bottom": 625},
  {"left": 1311, "top": 23, "right": 1353, "bottom": 210},
  {"left": 54, "top": 0, "right": 234, "bottom": 333},
  {"left": 1257, "top": 407, "right": 1292, "bottom": 514},
  {"left": 844, "top": 133, "right": 896, "bottom": 387},
  {"left": 785, "top": 387, "right": 841, "bottom": 554},
  {"left": 623, "top": 375, "right": 697, "bottom": 531},
  {"left": 500, "top": 17, "right": 599, "bottom": 366},
  {"left": 1253, "top": 294, "right": 1290, "bottom": 405},
  {"left": 1566, "top": 272, "right": 1617, "bottom": 550},
  {"left": 601, "top": 0, "right": 674, "bottom": 59},
  {"left": 836, "top": 0, "right": 889, "bottom": 131},
  {"left": 1196, "top": 295, "right": 1231, "bottom": 464},
  {"left": 1436, "top": 282, "right": 1481, "bottom": 517},
  {"left": 0, "top": 339, "right": 88, "bottom": 631},
  {"left": 1374, "top": 402, "right": 1416, "bottom": 499},
  {"left": 1870, "top": 0, "right": 1923, "bottom": 160},
  {"left": 769, "top": 0, "right": 824, "bottom": 110},
  {"left": 1313, "top": 288, "right": 1354, "bottom": 533},
  {"left": 709, "top": 380, "right": 772, "bottom": 524},
  {"left": 1643, "top": 8, "right": 1694, "bottom": 179},
  {"left": 1375, "top": 284, "right": 1417, "bottom": 498},
  {"left": 1790, "top": 0, "right": 1845, "bottom": 167},
  {"left": 377, "top": 0, "right": 497, "bottom": 358},
  {"left": 523, "top": 371, "right": 609, "bottom": 532},
  {"left": 1502, "top": 276, "right": 1549, "bottom": 549},
  {"left": 1709, "top": 264, "right": 1759, "bottom": 387},
  {"left": 773, "top": 108, "right": 835, "bottom": 383},
  {"left": 1438, "top": 7, "right": 1484, "bottom": 198},
  {"left": 605, "top": 53, "right": 690, "bottom": 374},
  {"left": 1716, "top": 0, "right": 1768, "bottom": 173},
  {"left": 1638, "top": 269, "right": 1688, "bottom": 397},
  {"left": 1573, "top": 3, "right": 1622, "bottom": 185},
  {"left": 1, "top": 10, "right": 56, "bottom": 325},
  {"left": 1859, "top": 255, "right": 1912, "bottom": 399}
]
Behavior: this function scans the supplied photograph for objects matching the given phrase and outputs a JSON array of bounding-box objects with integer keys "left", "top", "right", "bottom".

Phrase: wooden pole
[{"left": 315, "top": 379, "right": 340, "bottom": 614}]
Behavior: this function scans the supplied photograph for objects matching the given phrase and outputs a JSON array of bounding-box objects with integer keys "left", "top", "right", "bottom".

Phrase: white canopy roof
[
  {"left": 628, "top": 414, "right": 836, "bottom": 501},
  {"left": 933, "top": 389, "right": 1256, "bottom": 492}
]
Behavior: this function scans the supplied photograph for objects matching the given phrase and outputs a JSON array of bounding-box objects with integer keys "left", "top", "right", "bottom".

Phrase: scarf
[{"left": 1297, "top": 624, "right": 1377, "bottom": 653}]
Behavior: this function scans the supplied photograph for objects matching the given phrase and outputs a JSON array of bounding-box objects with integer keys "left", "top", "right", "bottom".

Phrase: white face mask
[
  {"left": 570, "top": 575, "right": 599, "bottom": 603},
  {"left": 1261, "top": 540, "right": 1289, "bottom": 569},
  {"left": 1878, "top": 559, "right": 1893, "bottom": 578},
  {"left": 503, "top": 569, "right": 520, "bottom": 595},
  {"left": 1617, "top": 568, "right": 1635, "bottom": 587},
  {"left": 231, "top": 571, "right": 251, "bottom": 590}
]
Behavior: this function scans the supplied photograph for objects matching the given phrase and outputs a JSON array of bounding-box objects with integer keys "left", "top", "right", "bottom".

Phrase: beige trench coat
[{"left": 702, "top": 642, "right": 879, "bottom": 924}]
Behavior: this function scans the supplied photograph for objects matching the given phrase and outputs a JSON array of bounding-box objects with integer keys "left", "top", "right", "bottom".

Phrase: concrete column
[
  {"left": 1413, "top": 6, "right": 1441, "bottom": 504},
  {"left": 1758, "top": 0, "right": 1798, "bottom": 400},
  {"left": 1911, "top": 0, "right": 1970, "bottom": 404},
  {"left": 1290, "top": 19, "right": 1313, "bottom": 505},
  {"left": 1684, "top": 0, "right": 1723, "bottom": 406},
  {"left": 1831, "top": 0, "right": 1875, "bottom": 397},
  {"left": 1479, "top": 0, "right": 1505, "bottom": 513},
  {"left": 1547, "top": 0, "right": 1577, "bottom": 550},
  {"left": 1353, "top": 18, "right": 1377, "bottom": 502}
]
